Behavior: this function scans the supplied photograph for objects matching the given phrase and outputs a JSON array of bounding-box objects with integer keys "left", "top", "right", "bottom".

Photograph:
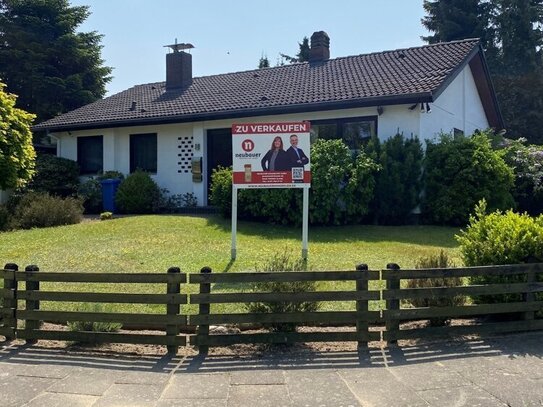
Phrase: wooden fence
[{"left": 1, "top": 262, "right": 542, "bottom": 354}]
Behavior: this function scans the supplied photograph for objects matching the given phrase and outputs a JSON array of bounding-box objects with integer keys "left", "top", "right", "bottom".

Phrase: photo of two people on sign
[{"left": 261, "top": 134, "right": 309, "bottom": 172}]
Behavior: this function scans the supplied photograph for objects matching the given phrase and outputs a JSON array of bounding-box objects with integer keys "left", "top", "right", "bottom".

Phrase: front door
[{"left": 207, "top": 128, "right": 232, "bottom": 202}]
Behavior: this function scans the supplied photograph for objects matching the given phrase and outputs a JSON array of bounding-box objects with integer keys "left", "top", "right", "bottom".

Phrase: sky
[{"left": 71, "top": 0, "right": 430, "bottom": 96}]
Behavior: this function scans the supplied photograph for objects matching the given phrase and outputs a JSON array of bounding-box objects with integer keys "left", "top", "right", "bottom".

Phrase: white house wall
[{"left": 420, "top": 65, "right": 489, "bottom": 141}]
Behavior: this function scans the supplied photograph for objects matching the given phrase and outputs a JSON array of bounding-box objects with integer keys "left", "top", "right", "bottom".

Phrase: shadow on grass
[{"left": 203, "top": 215, "right": 459, "bottom": 248}]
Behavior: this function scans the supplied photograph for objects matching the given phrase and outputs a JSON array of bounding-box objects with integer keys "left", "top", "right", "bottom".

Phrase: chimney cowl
[{"left": 309, "top": 31, "right": 330, "bottom": 62}]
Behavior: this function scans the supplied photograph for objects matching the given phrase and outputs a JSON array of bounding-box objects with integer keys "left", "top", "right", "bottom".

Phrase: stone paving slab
[
  {"left": 0, "top": 375, "right": 59, "bottom": 407},
  {"left": 92, "top": 383, "right": 163, "bottom": 407},
  {"left": 230, "top": 370, "right": 285, "bottom": 385},
  {"left": 227, "top": 384, "right": 291, "bottom": 407},
  {"left": 161, "top": 373, "right": 230, "bottom": 400},
  {"left": 416, "top": 385, "right": 509, "bottom": 407},
  {"left": 46, "top": 369, "right": 114, "bottom": 396},
  {"left": 23, "top": 392, "right": 99, "bottom": 407}
]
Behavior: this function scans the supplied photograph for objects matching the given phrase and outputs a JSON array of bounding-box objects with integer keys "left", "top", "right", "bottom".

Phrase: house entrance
[{"left": 206, "top": 128, "right": 232, "bottom": 202}]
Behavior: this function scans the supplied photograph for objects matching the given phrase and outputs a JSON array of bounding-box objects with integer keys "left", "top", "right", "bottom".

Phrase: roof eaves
[{"left": 36, "top": 92, "right": 433, "bottom": 133}]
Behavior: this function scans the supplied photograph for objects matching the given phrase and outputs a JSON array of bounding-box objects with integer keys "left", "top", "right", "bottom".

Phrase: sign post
[{"left": 231, "top": 122, "right": 311, "bottom": 260}]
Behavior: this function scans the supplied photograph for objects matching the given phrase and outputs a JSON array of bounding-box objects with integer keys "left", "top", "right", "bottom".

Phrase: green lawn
[{"left": 0, "top": 215, "right": 461, "bottom": 313}]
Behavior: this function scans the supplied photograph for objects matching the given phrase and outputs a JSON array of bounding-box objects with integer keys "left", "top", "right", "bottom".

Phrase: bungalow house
[{"left": 34, "top": 31, "right": 502, "bottom": 206}]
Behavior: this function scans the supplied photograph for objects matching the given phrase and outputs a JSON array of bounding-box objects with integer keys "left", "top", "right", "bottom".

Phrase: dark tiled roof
[{"left": 35, "top": 39, "right": 482, "bottom": 131}]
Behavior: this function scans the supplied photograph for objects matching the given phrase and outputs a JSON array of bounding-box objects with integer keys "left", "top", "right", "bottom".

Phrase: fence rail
[{"left": 1, "top": 262, "right": 542, "bottom": 354}]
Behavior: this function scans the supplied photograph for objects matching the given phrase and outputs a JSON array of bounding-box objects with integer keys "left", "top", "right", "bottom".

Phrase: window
[
  {"left": 130, "top": 133, "right": 157, "bottom": 173},
  {"left": 77, "top": 136, "right": 103, "bottom": 175},
  {"left": 453, "top": 128, "right": 464, "bottom": 138},
  {"left": 310, "top": 116, "right": 377, "bottom": 151}
]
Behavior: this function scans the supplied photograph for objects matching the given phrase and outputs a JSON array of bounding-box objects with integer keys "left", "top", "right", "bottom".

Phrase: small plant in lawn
[
  {"left": 245, "top": 251, "right": 319, "bottom": 333},
  {"left": 100, "top": 211, "right": 113, "bottom": 221},
  {"left": 405, "top": 250, "right": 466, "bottom": 326}
]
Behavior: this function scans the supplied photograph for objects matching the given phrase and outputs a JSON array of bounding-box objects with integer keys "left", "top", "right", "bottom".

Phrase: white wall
[
  {"left": 53, "top": 73, "right": 490, "bottom": 206},
  {"left": 420, "top": 65, "right": 489, "bottom": 141}
]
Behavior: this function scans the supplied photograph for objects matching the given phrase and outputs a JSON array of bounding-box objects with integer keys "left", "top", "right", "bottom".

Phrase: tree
[
  {"left": 421, "top": 0, "right": 543, "bottom": 144},
  {"left": 0, "top": 82, "right": 36, "bottom": 190},
  {"left": 280, "top": 36, "right": 311, "bottom": 64},
  {"left": 258, "top": 54, "right": 270, "bottom": 68},
  {"left": 0, "top": 0, "right": 112, "bottom": 122}
]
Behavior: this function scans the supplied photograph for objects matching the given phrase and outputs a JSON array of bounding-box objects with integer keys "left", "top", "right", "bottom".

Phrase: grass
[{"left": 0, "top": 214, "right": 462, "bottom": 314}]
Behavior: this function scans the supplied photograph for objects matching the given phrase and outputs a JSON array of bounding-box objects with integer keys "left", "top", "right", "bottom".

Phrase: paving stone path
[{"left": 0, "top": 332, "right": 542, "bottom": 406}]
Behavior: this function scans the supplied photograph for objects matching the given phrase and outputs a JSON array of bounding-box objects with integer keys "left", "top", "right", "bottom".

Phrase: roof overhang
[{"left": 33, "top": 92, "right": 433, "bottom": 133}]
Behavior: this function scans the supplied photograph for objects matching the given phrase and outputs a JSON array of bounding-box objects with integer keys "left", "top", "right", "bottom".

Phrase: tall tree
[
  {"left": 0, "top": 0, "right": 112, "bottom": 123},
  {"left": 422, "top": 0, "right": 543, "bottom": 144},
  {"left": 0, "top": 82, "right": 35, "bottom": 190},
  {"left": 258, "top": 54, "right": 270, "bottom": 68},
  {"left": 280, "top": 36, "right": 311, "bottom": 64}
]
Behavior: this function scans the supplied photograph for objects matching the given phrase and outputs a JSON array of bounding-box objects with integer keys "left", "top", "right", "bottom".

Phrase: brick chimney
[
  {"left": 309, "top": 31, "right": 330, "bottom": 62},
  {"left": 165, "top": 42, "right": 194, "bottom": 90}
]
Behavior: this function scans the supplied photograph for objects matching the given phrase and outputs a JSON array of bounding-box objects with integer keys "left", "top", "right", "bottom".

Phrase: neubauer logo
[{"left": 242, "top": 139, "right": 254, "bottom": 152}]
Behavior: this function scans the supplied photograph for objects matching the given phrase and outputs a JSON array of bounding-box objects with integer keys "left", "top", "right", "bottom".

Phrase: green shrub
[
  {"left": 100, "top": 211, "right": 113, "bottom": 220},
  {"left": 501, "top": 138, "right": 543, "bottom": 216},
  {"left": 115, "top": 170, "right": 160, "bottom": 214},
  {"left": 367, "top": 133, "right": 423, "bottom": 225},
  {"left": 78, "top": 178, "right": 102, "bottom": 213},
  {"left": 423, "top": 131, "right": 515, "bottom": 226},
  {"left": 405, "top": 250, "right": 465, "bottom": 326},
  {"left": 67, "top": 304, "right": 122, "bottom": 344},
  {"left": 0, "top": 205, "right": 10, "bottom": 231},
  {"left": 456, "top": 200, "right": 543, "bottom": 304},
  {"left": 11, "top": 192, "right": 83, "bottom": 229},
  {"left": 210, "top": 166, "right": 233, "bottom": 217},
  {"left": 245, "top": 251, "right": 319, "bottom": 333},
  {"left": 28, "top": 154, "right": 80, "bottom": 197}
]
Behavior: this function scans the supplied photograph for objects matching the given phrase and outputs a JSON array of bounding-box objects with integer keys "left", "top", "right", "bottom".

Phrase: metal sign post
[{"left": 230, "top": 122, "right": 311, "bottom": 260}]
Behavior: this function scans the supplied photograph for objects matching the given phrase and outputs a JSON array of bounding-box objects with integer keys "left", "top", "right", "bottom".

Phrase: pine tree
[
  {"left": 258, "top": 54, "right": 270, "bottom": 68},
  {"left": 279, "top": 36, "right": 311, "bottom": 64},
  {"left": 0, "top": 0, "right": 112, "bottom": 122}
]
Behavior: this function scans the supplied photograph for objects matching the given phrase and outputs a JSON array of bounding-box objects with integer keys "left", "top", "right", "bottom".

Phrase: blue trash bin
[{"left": 101, "top": 178, "right": 121, "bottom": 213}]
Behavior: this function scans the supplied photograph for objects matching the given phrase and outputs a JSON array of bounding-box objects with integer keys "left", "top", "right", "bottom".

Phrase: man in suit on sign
[{"left": 286, "top": 134, "right": 309, "bottom": 170}]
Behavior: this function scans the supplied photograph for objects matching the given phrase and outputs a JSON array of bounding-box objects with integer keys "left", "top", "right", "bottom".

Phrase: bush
[
  {"left": 100, "top": 211, "right": 113, "bottom": 220},
  {"left": 210, "top": 166, "right": 233, "bottom": 217},
  {"left": 367, "top": 133, "right": 423, "bottom": 225},
  {"left": 456, "top": 200, "right": 543, "bottom": 303},
  {"left": 115, "top": 171, "right": 160, "bottom": 214},
  {"left": 67, "top": 304, "right": 121, "bottom": 343},
  {"left": 501, "top": 138, "right": 543, "bottom": 216},
  {"left": 310, "top": 139, "right": 378, "bottom": 225},
  {"left": 28, "top": 154, "right": 80, "bottom": 197},
  {"left": 0, "top": 205, "right": 10, "bottom": 231},
  {"left": 245, "top": 251, "right": 319, "bottom": 333},
  {"left": 423, "top": 131, "right": 515, "bottom": 226},
  {"left": 405, "top": 250, "right": 465, "bottom": 326},
  {"left": 11, "top": 192, "right": 83, "bottom": 229}
]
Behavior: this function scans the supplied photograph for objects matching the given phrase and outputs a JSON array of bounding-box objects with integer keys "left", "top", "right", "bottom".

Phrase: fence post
[
  {"left": 356, "top": 263, "right": 369, "bottom": 348},
  {"left": 3, "top": 263, "right": 18, "bottom": 341},
  {"left": 24, "top": 265, "right": 40, "bottom": 344},
  {"left": 385, "top": 263, "right": 400, "bottom": 346},
  {"left": 198, "top": 266, "right": 212, "bottom": 355},
  {"left": 523, "top": 265, "right": 536, "bottom": 321},
  {"left": 166, "top": 267, "right": 181, "bottom": 355}
]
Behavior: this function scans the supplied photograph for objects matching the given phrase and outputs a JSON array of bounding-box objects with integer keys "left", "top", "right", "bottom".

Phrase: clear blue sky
[{"left": 71, "top": 0, "right": 430, "bottom": 96}]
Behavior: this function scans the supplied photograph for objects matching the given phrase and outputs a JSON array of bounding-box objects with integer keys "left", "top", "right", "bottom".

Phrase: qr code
[{"left": 291, "top": 167, "right": 303, "bottom": 181}]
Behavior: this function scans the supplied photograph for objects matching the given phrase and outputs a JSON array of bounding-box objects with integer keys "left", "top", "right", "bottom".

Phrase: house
[{"left": 34, "top": 31, "right": 502, "bottom": 206}]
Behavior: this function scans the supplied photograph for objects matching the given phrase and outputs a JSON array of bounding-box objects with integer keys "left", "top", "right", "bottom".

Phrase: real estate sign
[{"left": 231, "top": 122, "right": 311, "bottom": 188}]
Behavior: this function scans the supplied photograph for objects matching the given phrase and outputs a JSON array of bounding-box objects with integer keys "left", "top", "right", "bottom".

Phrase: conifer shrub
[{"left": 28, "top": 154, "right": 80, "bottom": 197}]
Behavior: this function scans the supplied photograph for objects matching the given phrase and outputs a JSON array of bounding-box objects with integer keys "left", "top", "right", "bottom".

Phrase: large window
[
  {"left": 310, "top": 116, "right": 377, "bottom": 151},
  {"left": 77, "top": 136, "right": 103, "bottom": 175},
  {"left": 130, "top": 133, "right": 157, "bottom": 173}
]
